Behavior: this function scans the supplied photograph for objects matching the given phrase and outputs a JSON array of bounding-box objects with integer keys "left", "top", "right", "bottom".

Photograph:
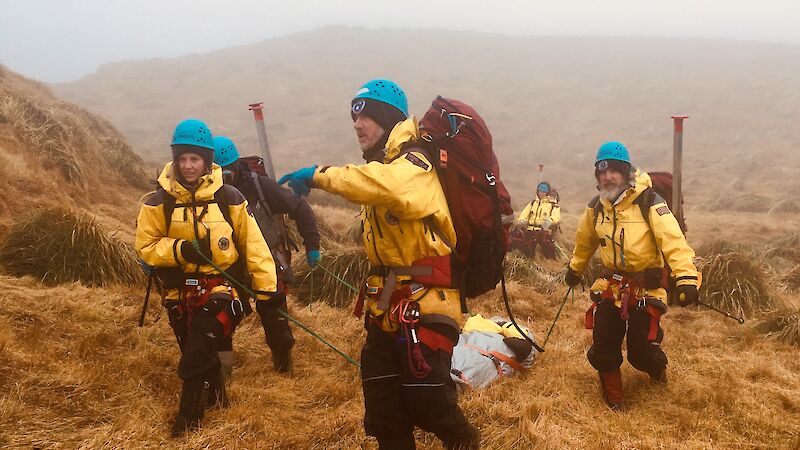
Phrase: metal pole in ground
[
  {"left": 671, "top": 116, "right": 688, "bottom": 224},
  {"left": 249, "top": 102, "right": 276, "bottom": 179},
  {"left": 537, "top": 164, "right": 544, "bottom": 184}
]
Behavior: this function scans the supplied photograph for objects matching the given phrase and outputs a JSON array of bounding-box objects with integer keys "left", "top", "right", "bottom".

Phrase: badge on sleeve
[
  {"left": 656, "top": 206, "right": 671, "bottom": 216},
  {"left": 404, "top": 152, "right": 430, "bottom": 171}
]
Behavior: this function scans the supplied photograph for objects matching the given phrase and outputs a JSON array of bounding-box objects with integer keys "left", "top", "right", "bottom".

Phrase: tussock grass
[
  {"left": 697, "top": 240, "right": 774, "bottom": 317},
  {"left": 783, "top": 266, "right": 800, "bottom": 292},
  {"left": 504, "top": 251, "right": 559, "bottom": 294},
  {"left": 762, "top": 232, "right": 800, "bottom": 263},
  {"left": 293, "top": 246, "right": 368, "bottom": 308},
  {"left": 757, "top": 308, "right": 800, "bottom": 347},
  {"left": 0, "top": 94, "right": 86, "bottom": 187},
  {"left": 0, "top": 207, "right": 143, "bottom": 286}
]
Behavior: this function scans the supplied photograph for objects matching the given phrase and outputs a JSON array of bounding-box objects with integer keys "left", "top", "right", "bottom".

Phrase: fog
[{"left": 1, "top": 0, "right": 798, "bottom": 82}]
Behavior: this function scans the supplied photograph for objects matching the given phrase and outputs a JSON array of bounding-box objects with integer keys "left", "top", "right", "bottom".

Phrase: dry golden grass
[
  {"left": 1, "top": 262, "right": 799, "bottom": 448},
  {"left": 0, "top": 207, "right": 144, "bottom": 286},
  {"left": 696, "top": 240, "right": 775, "bottom": 317},
  {"left": 0, "top": 65, "right": 148, "bottom": 231}
]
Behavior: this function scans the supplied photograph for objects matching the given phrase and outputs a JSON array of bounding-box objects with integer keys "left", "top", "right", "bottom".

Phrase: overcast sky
[{"left": 1, "top": 0, "right": 798, "bottom": 83}]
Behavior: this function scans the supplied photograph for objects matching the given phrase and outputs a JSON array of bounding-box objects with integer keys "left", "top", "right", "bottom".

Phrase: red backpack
[
  {"left": 240, "top": 156, "right": 268, "bottom": 177},
  {"left": 644, "top": 172, "right": 687, "bottom": 233},
  {"left": 417, "top": 96, "right": 513, "bottom": 298}
]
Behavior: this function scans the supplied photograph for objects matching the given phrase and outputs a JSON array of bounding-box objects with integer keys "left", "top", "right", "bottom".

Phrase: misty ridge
[{"left": 54, "top": 26, "right": 800, "bottom": 211}]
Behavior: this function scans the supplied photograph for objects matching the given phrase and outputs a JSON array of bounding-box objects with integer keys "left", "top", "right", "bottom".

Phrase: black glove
[
  {"left": 675, "top": 284, "right": 699, "bottom": 307},
  {"left": 564, "top": 267, "right": 581, "bottom": 287},
  {"left": 180, "top": 239, "right": 212, "bottom": 265}
]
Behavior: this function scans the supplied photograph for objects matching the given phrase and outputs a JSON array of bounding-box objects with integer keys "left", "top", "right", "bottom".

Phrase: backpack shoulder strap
[
  {"left": 634, "top": 188, "right": 664, "bottom": 228},
  {"left": 214, "top": 185, "right": 240, "bottom": 231},
  {"left": 249, "top": 172, "right": 275, "bottom": 216},
  {"left": 158, "top": 188, "right": 176, "bottom": 234},
  {"left": 588, "top": 195, "right": 602, "bottom": 224}
]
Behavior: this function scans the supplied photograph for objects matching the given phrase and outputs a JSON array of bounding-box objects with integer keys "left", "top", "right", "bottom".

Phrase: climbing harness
[{"left": 190, "top": 241, "right": 361, "bottom": 367}]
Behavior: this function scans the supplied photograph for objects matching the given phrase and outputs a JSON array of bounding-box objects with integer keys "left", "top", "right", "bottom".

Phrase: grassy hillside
[
  {"left": 0, "top": 206, "right": 798, "bottom": 448},
  {"left": 0, "top": 65, "right": 149, "bottom": 237},
  {"left": 54, "top": 27, "right": 800, "bottom": 212}
]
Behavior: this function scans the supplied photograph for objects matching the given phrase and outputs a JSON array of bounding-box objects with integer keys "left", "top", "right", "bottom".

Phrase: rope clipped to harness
[
  {"left": 190, "top": 241, "right": 361, "bottom": 368},
  {"left": 392, "top": 299, "right": 432, "bottom": 378}
]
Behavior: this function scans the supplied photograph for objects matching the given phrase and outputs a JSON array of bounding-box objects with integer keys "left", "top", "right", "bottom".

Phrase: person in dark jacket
[{"left": 213, "top": 135, "right": 321, "bottom": 374}]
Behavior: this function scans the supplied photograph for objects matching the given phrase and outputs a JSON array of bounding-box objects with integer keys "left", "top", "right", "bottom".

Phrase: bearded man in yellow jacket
[
  {"left": 514, "top": 181, "right": 560, "bottom": 259},
  {"left": 279, "top": 80, "right": 479, "bottom": 450},
  {"left": 564, "top": 141, "right": 699, "bottom": 411},
  {"left": 135, "top": 119, "right": 278, "bottom": 437}
]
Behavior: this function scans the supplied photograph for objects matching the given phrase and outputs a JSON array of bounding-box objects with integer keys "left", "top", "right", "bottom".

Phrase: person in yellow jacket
[
  {"left": 564, "top": 141, "right": 699, "bottom": 411},
  {"left": 279, "top": 80, "right": 479, "bottom": 450},
  {"left": 135, "top": 119, "right": 278, "bottom": 437},
  {"left": 514, "top": 181, "right": 560, "bottom": 259}
]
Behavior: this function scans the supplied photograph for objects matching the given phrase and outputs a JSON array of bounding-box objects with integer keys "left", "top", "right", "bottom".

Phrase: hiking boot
[
  {"left": 649, "top": 368, "right": 668, "bottom": 385},
  {"left": 170, "top": 379, "right": 208, "bottom": 438},
  {"left": 170, "top": 414, "right": 201, "bottom": 438},
  {"left": 443, "top": 424, "right": 481, "bottom": 450},
  {"left": 598, "top": 369, "right": 624, "bottom": 411},
  {"left": 272, "top": 349, "right": 293, "bottom": 375}
]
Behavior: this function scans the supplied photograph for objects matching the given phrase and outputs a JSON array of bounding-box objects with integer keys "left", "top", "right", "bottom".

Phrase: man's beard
[{"left": 598, "top": 181, "right": 627, "bottom": 203}]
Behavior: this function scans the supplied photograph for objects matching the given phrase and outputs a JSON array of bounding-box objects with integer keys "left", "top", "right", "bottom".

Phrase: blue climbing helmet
[
  {"left": 171, "top": 119, "right": 214, "bottom": 150},
  {"left": 213, "top": 136, "right": 240, "bottom": 167},
  {"left": 353, "top": 79, "right": 409, "bottom": 117},
  {"left": 595, "top": 141, "right": 631, "bottom": 164},
  {"left": 537, "top": 182, "right": 551, "bottom": 193}
]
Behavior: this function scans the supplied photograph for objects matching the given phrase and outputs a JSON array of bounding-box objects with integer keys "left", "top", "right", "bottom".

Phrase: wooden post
[
  {"left": 671, "top": 116, "right": 688, "bottom": 225},
  {"left": 249, "top": 102, "right": 276, "bottom": 179}
]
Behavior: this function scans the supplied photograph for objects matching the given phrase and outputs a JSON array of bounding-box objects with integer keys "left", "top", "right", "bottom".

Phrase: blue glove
[
  {"left": 278, "top": 165, "right": 318, "bottom": 197},
  {"left": 306, "top": 249, "right": 321, "bottom": 267}
]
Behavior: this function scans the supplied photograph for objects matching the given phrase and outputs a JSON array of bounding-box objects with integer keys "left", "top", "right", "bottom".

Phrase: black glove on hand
[
  {"left": 564, "top": 267, "right": 581, "bottom": 287},
  {"left": 675, "top": 284, "right": 699, "bottom": 307},
  {"left": 181, "top": 239, "right": 212, "bottom": 265}
]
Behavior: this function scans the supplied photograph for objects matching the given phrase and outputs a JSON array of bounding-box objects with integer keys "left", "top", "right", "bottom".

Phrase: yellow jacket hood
[
  {"left": 157, "top": 162, "right": 224, "bottom": 202},
  {"left": 384, "top": 116, "right": 421, "bottom": 162}
]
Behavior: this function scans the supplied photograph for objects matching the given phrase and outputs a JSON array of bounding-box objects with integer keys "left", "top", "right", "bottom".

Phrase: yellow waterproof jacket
[
  {"left": 517, "top": 196, "right": 560, "bottom": 230},
  {"left": 135, "top": 162, "right": 277, "bottom": 300},
  {"left": 313, "top": 117, "right": 462, "bottom": 331},
  {"left": 462, "top": 314, "right": 531, "bottom": 340},
  {"left": 569, "top": 172, "right": 698, "bottom": 302}
]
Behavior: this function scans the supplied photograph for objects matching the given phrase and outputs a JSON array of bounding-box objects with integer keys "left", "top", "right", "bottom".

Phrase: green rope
[
  {"left": 316, "top": 263, "right": 360, "bottom": 294},
  {"left": 190, "top": 241, "right": 360, "bottom": 367},
  {"left": 543, "top": 286, "right": 573, "bottom": 348}
]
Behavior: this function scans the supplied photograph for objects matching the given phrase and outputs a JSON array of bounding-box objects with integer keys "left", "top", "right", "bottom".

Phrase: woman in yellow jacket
[
  {"left": 279, "top": 80, "right": 479, "bottom": 450},
  {"left": 515, "top": 181, "right": 560, "bottom": 259},
  {"left": 564, "top": 142, "right": 699, "bottom": 411},
  {"left": 135, "top": 119, "right": 277, "bottom": 437}
]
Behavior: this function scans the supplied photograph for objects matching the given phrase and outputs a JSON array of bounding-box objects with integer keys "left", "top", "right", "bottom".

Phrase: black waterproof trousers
[
  {"left": 361, "top": 321, "right": 479, "bottom": 450},
  {"left": 586, "top": 297, "right": 667, "bottom": 378},
  {"left": 255, "top": 293, "right": 296, "bottom": 354},
  {"left": 164, "top": 295, "right": 238, "bottom": 379}
]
